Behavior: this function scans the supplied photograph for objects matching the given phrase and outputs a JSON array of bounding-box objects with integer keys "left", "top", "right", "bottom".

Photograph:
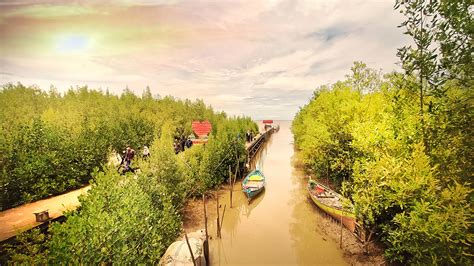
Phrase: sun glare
[{"left": 55, "top": 34, "right": 92, "bottom": 54}]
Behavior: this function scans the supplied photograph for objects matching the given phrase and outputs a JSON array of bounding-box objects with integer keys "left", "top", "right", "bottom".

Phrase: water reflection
[
  {"left": 208, "top": 121, "right": 347, "bottom": 265},
  {"left": 242, "top": 190, "right": 265, "bottom": 217}
]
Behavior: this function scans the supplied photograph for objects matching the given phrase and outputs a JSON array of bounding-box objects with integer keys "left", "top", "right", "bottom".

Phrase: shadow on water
[{"left": 208, "top": 121, "right": 347, "bottom": 265}]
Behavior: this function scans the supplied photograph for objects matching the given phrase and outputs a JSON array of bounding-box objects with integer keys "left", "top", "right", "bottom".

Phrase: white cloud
[{"left": 1, "top": 0, "right": 409, "bottom": 120}]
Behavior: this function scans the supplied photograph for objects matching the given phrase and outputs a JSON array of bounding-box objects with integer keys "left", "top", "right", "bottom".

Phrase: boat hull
[
  {"left": 242, "top": 169, "right": 266, "bottom": 201},
  {"left": 308, "top": 183, "right": 356, "bottom": 233},
  {"left": 243, "top": 186, "right": 265, "bottom": 200}
]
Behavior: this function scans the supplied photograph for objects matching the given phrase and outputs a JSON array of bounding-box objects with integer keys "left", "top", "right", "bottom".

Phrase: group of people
[
  {"left": 246, "top": 130, "right": 255, "bottom": 143},
  {"left": 118, "top": 136, "right": 194, "bottom": 173},
  {"left": 118, "top": 145, "right": 150, "bottom": 174},
  {"left": 174, "top": 137, "right": 193, "bottom": 154}
]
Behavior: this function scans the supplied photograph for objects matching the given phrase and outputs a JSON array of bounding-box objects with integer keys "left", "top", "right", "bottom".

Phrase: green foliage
[
  {"left": 425, "top": 82, "right": 474, "bottom": 184},
  {"left": 0, "top": 82, "right": 258, "bottom": 263},
  {"left": 4, "top": 228, "right": 49, "bottom": 264},
  {"left": 395, "top": 0, "right": 473, "bottom": 87},
  {"left": 47, "top": 170, "right": 181, "bottom": 264},
  {"left": 292, "top": 64, "right": 381, "bottom": 188},
  {"left": 351, "top": 143, "right": 439, "bottom": 228},
  {"left": 138, "top": 123, "right": 186, "bottom": 208},
  {"left": 385, "top": 182, "right": 472, "bottom": 264},
  {"left": 292, "top": 61, "right": 473, "bottom": 264},
  {"left": 1, "top": 119, "right": 80, "bottom": 207},
  {"left": 0, "top": 83, "right": 246, "bottom": 210},
  {"left": 181, "top": 118, "right": 257, "bottom": 194}
]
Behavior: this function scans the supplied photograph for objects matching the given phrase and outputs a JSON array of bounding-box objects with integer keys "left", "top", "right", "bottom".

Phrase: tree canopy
[{"left": 293, "top": 3, "right": 472, "bottom": 263}]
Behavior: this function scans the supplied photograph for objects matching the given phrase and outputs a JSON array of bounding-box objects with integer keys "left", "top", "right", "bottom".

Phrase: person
[
  {"left": 174, "top": 140, "right": 180, "bottom": 154},
  {"left": 143, "top": 145, "right": 150, "bottom": 159},
  {"left": 180, "top": 137, "right": 186, "bottom": 152},
  {"left": 185, "top": 138, "right": 193, "bottom": 149},
  {"left": 124, "top": 146, "right": 135, "bottom": 171}
]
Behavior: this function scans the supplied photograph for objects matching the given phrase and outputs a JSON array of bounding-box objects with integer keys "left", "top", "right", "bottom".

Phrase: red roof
[
  {"left": 192, "top": 120, "right": 212, "bottom": 138},
  {"left": 262, "top": 120, "right": 273, "bottom": 124}
]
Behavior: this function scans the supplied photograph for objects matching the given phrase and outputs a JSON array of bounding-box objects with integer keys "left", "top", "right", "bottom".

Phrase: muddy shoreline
[{"left": 182, "top": 185, "right": 385, "bottom": 265}]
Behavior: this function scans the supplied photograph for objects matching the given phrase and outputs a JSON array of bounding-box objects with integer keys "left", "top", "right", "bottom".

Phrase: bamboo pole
[
  {"left": 216, "top": 190, "right": 220, "bottom": 238},
  {"left": 184, "top": 232, "right": 197, "bottom": 266}
]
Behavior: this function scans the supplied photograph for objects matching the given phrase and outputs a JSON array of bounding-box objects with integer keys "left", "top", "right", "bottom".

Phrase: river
[{"left": 207, "top": 121, "right": 347, "bottom": 265}]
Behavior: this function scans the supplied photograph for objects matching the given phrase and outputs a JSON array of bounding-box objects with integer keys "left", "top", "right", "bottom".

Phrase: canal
[{"left": 207, "top": 121, "right": 347, "bottom": 265}]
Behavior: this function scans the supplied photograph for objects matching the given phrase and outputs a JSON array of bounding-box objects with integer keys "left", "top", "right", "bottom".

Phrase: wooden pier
[{"left": 246, "top": 128, "right": 275, "bottom": 166}]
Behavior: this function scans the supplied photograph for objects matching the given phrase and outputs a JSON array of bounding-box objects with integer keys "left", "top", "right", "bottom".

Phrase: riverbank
[
  {"left": 293, "top": 154, "right": 386, "bottom": 265},
  {"left": 183, "top": 157, "right": 387, "bottom": 265},
  {"left": 180, "top": 121, "right": 385, "bottom": 265},
  {"left": 182, "top": 184, "right": 385, "bottom": 265},
  {"left": 307, "top": 200, "right": 386, "bottom": 265}
]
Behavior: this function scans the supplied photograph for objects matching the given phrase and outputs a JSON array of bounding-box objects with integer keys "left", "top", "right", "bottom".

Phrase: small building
[
  {"left": 263, "top": 120, "right": 273, "bottom": 131},
  {"left": 191, "top": 120, "right": 212, "bottom": 144}
]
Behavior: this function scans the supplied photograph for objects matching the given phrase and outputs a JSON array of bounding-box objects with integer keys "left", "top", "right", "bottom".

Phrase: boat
[
  {"left": 307, "top": 179, "right": 356, "bottom": 232},
  {"left": 159, "top": 229, "right": 208, "bottom": 266},
  {"left": 242, "top": 169, "right": 266, "bottom": 201}
]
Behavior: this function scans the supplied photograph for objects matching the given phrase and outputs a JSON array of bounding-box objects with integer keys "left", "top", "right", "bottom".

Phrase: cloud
[
  {"left": 1, "top": 4, "right": 101, "bottom": 18},
  {"left": 0, "top": 0, "right": 409, "bottom": 120}
]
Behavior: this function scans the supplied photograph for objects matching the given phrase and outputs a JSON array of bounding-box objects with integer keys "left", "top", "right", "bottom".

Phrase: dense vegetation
[
  {"left": 0, "top": 85, "right": 256, "bottom": 210},
  {"left": 292, "top": 0, "right": 472, "bottom": 264},
  {"left": 1, "top": 84, "right": 257, "bottom": 263}
]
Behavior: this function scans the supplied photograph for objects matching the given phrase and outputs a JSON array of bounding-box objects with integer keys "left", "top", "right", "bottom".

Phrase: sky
[{"left": 0, "top": 0, "right": 409, "bottom": 120}]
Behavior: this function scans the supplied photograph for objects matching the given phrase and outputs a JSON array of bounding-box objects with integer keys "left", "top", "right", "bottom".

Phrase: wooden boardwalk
[
  {"left": 247, "top": 128, "right": 275, "bottom": 162},
  {"left": 0, "top": 129, "right": 274, "bottom": 242},
  {"left": 0, "top": 186, "right": 90, "bottom": 242}
]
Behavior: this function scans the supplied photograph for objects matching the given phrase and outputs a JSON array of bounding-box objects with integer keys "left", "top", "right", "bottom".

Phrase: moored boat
[
  {"left": 307, "top": 179, "right": 356, "bottom": 232},
  {"left": 242, "top": 169, "right": 266, "bottom": 201},
  {"left": 159, "top": 229, "right": 207, "bottom": 266}
]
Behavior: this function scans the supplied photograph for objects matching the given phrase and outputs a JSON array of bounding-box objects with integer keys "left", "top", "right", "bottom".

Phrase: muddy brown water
[{"left": 207, "top": 121, "right": 347, "bottom": 265}]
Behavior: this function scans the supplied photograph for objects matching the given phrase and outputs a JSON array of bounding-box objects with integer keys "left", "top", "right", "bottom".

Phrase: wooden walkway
[
  {"left": 0, "top": 129, "right": 275, "bottom": 242},
  {"left": 247, "top": 128, "right": 275, "bottom": 162},
  {"left": 0, "top": 186, "right": 90, "bottom": 242}
]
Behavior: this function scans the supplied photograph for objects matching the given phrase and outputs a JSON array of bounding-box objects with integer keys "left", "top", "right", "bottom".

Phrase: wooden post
[
  {"left": 326, "top": 160, "right": 330, "bottom": 187},
  {"left": 216, "top": 190, "right": 220, "bottom": 238},
  {"left": 234, "top": 158, "right": 239, "bottom": 184},
  {"left": 219, "top": 204, "right": 227, "bottom": 236},
  {"left": 202, "top": 194, "right": 209, "bottom": 263},
  {"left": 340, "top": 176, "right": 346, "bottom": 248},
  {"left": 229, "top": 165, "right": 233, "bottom": 208},
  {"left": 184, "top": 232, "right": 197, "bottom": 266},
  {"left": 203, "top": 195, "right": 208, "bottom": 241},
  {"left": 340, "top": 208, "right": 343, "bottom": 248}
]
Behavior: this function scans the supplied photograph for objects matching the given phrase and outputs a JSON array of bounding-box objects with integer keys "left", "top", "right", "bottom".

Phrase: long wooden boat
[
  {"left": 242, "top": 169, "right": 266, "bottom": 201},
  {"left": 307, "top": 179, "right": 356, "bottom": 232}
]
